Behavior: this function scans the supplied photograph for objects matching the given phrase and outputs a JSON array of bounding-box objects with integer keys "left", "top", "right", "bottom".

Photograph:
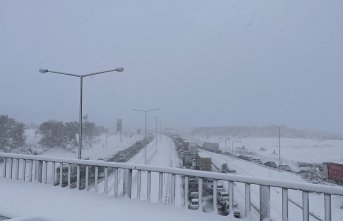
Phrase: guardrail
[{"left": 0, "top": 153, "right": 342, "bottom": 221}]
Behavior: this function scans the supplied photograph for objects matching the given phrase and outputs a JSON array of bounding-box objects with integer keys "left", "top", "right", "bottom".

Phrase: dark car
[
  {"left": 264, "top": 161, "right": 278, "bottom": 168},
  {"left": 279, "top": 164, "right": 292, "bottom": 172},
  {"left": 251, "top": 158, "right": 263, "bottom": 164},
  {"left": 238, "top": 155, "right": 251, "bottom": 161},
  {"left": 223, "top": 152, "right": 232, "bottom": 156}
]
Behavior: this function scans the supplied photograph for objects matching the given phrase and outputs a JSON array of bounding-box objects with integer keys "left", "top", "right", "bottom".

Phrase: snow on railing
[{"left": 0, "top": 153, "right": 342, "bottom": 221}]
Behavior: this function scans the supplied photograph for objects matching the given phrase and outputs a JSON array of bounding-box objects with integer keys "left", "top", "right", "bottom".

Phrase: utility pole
[{"left": 279, "top": 126, "right": 281, "bottom": 171}]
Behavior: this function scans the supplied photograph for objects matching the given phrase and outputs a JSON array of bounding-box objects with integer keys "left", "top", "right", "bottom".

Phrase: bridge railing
[{"left": 0, "top": 153, "right": 342, "bottom": 221}]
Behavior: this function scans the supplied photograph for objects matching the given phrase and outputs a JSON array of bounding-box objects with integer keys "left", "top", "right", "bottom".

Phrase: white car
[
  {"left": 209, "top": 184, "right": 225, "bottom": 193},
  {"left": 188, "top": 199, "right": 199, "bottom": 210},
  {"left": 217, "top": 192, "right": 229, "bottom": 205}
]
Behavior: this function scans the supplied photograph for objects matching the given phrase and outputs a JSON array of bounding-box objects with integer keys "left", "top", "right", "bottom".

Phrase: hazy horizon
[{"left": 1, "top": 0, "right": 342, "bottom": 134}]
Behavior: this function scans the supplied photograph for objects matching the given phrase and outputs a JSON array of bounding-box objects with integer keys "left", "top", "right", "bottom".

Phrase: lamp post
[
  {"left": 39, "top": 67, "right": 124, "bottom": 159},
  {"left": 133, "top": 108, "right": 159, "bottom": 164},
  {"left": 224, "top": 136, "right": 230, "bottom": 150},
  {"left": 150, "top": 116, "right": 163, "bottom": 153},
  {"left": 159, "top": 119, "right": 164, "bottom": 140},
  {"left": 231, "top": 140, "right": 241, "bottom": 156},
  {"left": 278, "top": 126, "right": 281, "bottom": 170}
]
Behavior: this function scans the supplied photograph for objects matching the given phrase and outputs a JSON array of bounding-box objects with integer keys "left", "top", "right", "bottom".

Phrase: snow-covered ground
[
  {"left": 192, "top": 135, "right": 343, "bottom": 164},
  {"left": 0, "top": 134, "right": 202, "bottom": 221},
  {"left": 0, "top": 178, "right": 237, "bottom": 221}
]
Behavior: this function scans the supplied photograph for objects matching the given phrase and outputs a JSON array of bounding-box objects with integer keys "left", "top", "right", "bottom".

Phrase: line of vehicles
[
  {"left": 109, "top": 135, "right": 154, "bottom": 162},
  {"left": 196, "top": 139, "right": 334, "bottom": 185},
  {"left": 53, "top": 135, "right": 154, "bottom": 188},
  {"left": 169, "top": 134, "right": 241, "bottom": 218},
  {"left": 170, "top": 133, "right": 343, "bottom": 218},
  {"left": 186, "top": 177, "right": 241, "bottom": 217},
  {"left": 198, "top": 143, "right": 295, "bottom": 173},
  {"left": 236, "top": 155, "right": 292, "bottom": 171}
]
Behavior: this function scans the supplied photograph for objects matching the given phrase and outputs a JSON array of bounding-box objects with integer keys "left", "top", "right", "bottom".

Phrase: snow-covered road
[
  {"left": 94, "top": 134, "right": 183, "bottom": 206},
  {"left": 198, "top": 150, "right": 343, "bottom": 221}
]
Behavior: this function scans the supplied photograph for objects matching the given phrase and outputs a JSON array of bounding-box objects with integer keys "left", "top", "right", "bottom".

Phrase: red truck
[{"left": 326, "top": 163, "right": 343, "bottom": 184}]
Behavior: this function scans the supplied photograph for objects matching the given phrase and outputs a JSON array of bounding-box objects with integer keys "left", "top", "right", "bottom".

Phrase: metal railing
[{"left": 0, "top": 153, "right": 342, "bottom": 221}]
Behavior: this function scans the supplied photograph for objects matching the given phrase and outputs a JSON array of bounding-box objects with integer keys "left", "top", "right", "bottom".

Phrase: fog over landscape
[
  {"left": 1, "top": 0, "right": 343, "bottom": 134},
  {"left": 1, "top": 1, "right": 343, "bottom": 221}
]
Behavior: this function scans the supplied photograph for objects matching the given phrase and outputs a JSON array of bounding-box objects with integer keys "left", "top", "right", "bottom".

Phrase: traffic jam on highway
[
  {"left": 170, "top": 134, "right": 241, "bottom": 218},
  {"left": 169, "top": 133, "right": 343, "bottom": 220},
  {"left": 52, "top": 135, "right": 154, "bottom": 189}
]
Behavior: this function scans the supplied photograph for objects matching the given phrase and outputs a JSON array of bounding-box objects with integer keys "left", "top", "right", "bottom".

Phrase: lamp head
[
  {"left": 39, "top": 69, "right": 48, "bottom": 73},
  {"left": 115, "top": 67, "right": 124, "bottom": 72}
]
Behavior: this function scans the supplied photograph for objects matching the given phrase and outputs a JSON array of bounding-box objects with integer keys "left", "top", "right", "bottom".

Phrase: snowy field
[{"left": 191, "top": 135, "right": 343, "bottom": 164}]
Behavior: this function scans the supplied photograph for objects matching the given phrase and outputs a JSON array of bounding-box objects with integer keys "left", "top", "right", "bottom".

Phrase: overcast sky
[{"left": 0, "top": 0, "right": 342, "bottom": 133}]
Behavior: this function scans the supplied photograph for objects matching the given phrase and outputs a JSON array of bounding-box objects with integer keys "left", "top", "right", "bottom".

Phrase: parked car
[
  {"left": 264, "top": 161, "right": 278, "bottom": 168},
  {"left": 188, "top": 198, "right": 199, "bottom": 210}
]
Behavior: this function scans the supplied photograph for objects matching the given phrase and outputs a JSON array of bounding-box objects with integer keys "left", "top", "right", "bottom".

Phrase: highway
[{"left": 199, "top": 149, "right": 326, "bottom": 221}]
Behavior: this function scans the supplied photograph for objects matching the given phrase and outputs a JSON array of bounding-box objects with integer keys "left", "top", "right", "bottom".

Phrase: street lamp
[
  {"left": 150, "top": 116, "right": 164, "bottom": 153},
  {"left": 278, "top": 126, "right": 281, "bottom": 170},
  {"left": 224, "top": 136, "right": 230, "bottom": 150},
  {"left": 159, "top": 118, "right": 164, "bottom": 140},
  {"left": 133, "top": 108, "right": 159, "bottom": 164},
  {"left": 231, "top": 140, "right": 241, "bottom": 156},
  {"left": 39, "top": 67, "right": 124, "bottom": 159}
]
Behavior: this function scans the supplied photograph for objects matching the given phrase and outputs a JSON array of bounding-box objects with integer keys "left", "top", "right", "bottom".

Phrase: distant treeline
[
  {"left": 37, "top": 120, "right": 107, "bottom": 149},
  {"left": 192, "top": 126, "right": 343, "bottom": 140},
  {"left": 0, "top": 114, "right": 108, "bottom": 153}
]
